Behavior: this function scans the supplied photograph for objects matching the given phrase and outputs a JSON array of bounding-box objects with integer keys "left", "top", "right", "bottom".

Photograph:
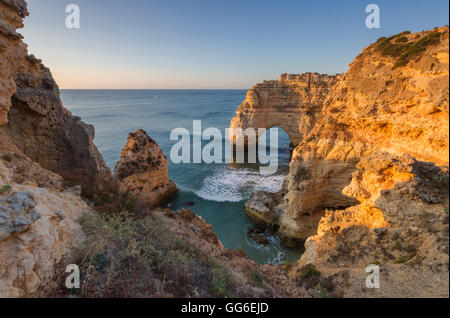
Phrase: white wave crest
[{"left": 195, "top": 166, "right": 286, "bottom": 202}]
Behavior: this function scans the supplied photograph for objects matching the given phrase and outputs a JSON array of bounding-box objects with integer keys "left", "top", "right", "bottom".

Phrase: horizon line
[{"left": 59, "top": 88, "right": 251, "bottom": 90}]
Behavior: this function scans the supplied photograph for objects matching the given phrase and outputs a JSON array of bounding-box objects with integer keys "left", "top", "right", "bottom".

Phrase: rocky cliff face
[
  {"left": 281, "top": 27, "right": 449, "bottom": 240},
  {"left": 235, "top": 27, "right": 449, "bottom": 296},
  {"left": 0, "top": 0, "right": 116, "bottom": 196},
  {"left": 0, "top": 0, "right": 114, "bottom": 297},
  {"left": 114, "top": 129, "right": 177, "bottom": 208}
]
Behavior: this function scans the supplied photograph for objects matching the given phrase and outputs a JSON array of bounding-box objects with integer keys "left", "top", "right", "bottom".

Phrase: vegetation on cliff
[{"left": 376, "top": 30, "right": 442, "bottom": 68}]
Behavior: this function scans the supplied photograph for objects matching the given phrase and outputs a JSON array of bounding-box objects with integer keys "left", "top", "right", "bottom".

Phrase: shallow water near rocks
[{"left": 61, "top": 89, "right": 301, "bottom": 264}]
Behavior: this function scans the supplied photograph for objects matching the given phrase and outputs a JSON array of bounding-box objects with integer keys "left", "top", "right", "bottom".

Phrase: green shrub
[
  {"left": 316, "top": 283, "right": 328, "bottom": 298},
  {"left": 394, "top": 256, "right": 407, "bottom": 264},
  {"left": 394, "top": 31, "right": 441, "bottom": 68},
  {"left": 375, "top": 30, "right": 440, "bottom": 69},
  {"left": 299, "top": 264, "right": 320, "bottom": 279},
  {"left": 394, "top": 36, "right": 408, "bottom": 43},
  {"left": 210, "top": 262, "right": 234, "bottom": 297},
  {"left": 0, "top": 185, "right": 12, "bottom": 195},
  {"left": 249, "top": 270, "right": 264, "bottom": 288},
  {"left": 212, "top": 279, "right": 228, "bottom": 297}
]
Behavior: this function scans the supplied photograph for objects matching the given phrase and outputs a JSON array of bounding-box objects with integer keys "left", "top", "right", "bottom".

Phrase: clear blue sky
[{"left": 21, "top": 0, "right": 449, "bottom": 89}]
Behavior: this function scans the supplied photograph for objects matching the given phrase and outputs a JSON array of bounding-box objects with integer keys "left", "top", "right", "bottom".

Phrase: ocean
[{"left": 60, "top": 89, "right": 301, "bottom": 264}]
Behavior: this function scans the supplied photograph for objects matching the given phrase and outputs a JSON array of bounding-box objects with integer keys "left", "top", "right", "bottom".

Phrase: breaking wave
[{"left": 195, "top": 166, "right": 286, "bottom": 202}]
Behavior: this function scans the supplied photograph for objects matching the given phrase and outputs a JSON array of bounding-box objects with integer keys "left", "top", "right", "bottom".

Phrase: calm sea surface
[{"left": 60, "top": 89, "right": 300, "bottom": 264}]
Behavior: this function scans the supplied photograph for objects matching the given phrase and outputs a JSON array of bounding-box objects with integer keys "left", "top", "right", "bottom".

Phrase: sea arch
[{"left": 228, "top": 73, "right": 337, "bottom": 148}]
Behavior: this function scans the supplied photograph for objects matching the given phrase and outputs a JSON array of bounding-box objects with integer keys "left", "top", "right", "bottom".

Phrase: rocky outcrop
[
  {"left": 295, "top": 153, "right": 449, "bottom": 297},
  {"left": 0, "top": 162, "right": 90, "bottom": 297},
  {"left": 229, "top": 73, "right": 337, "bottom": 146},
  {"left": 282, "top": 27, "right": 449, "bottom": 241},
  {"left": 238, "top": 27, "right": 449, "bottom": 244},
  {"left": 0, "top": 0, "right": 116, "bottom": 197},
  {"left": 114, "top": 129, "right": 177, "bottom": 208},
  {"left": 234, "top": 27, "right": 449, "bottom": 297}
]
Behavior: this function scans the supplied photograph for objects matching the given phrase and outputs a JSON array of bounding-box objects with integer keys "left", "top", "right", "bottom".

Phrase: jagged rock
[{"left": 114, "top": 129, "right": 177, "bottom": 208}]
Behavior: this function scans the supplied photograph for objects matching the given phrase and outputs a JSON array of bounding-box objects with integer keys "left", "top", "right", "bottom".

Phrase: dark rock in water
[
  {"left": 247, "top": 227, "right": 270, "bottom": 246},
  {"left": 252, "top": 234, "right": 269, "bottom": 245},
  {"left": 184, "top": 201, "right": 195, "bottom": 206}
]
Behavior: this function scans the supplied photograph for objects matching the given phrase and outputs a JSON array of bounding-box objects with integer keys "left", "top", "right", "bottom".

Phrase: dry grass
[{"left": 52, "top": 199, "right": 237, "bottom": 298}]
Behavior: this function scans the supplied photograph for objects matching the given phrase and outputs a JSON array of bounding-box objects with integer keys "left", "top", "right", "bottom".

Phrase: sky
[{"left": 20, "top": 0, "right": 449, "bottom": 89}]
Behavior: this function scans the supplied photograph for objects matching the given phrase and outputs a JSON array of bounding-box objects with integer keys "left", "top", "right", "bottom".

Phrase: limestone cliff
[
  {"left": 234, "top": 27, "right": 449, "bottom": 297},
  {"left": 0, "top": 161, "right": 91, "bottom": 297},
  {"left": 114, "top": 129, "right": 177, "bottom": 208},
  {"left": 0, "top": 0, "right": 114, "bottom": 297},
  {"left": 0, "top": 0, "right": 116, "bottom": 196},
  {"left": 281, "top": 27, "right": 449, "bottom": 240},
  {"left": 230, "top": 73, "right": 337, "bottom": 146}
]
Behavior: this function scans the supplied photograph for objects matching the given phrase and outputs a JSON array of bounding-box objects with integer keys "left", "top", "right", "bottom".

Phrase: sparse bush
[
  {"left": 394, "top": 256, "right": 407, "bottom": 264},
  {"left": 392, "top": 241, "right": 402, "bottom": 250},
  {"left": 249, "top": 270, "right": 264, "bottom": 288},
  {"left": 316, "top": 283, "right": 328, "bottom": 298},
  {"left": 299, "top": 264, "right": 320, "bottom": 279},
  {"left": 394, "top": 32, "right": 441, "bottom": 68},
  {"left": 420, "top": 211, "right": 430, "bottom": 219},
  {"left": 394, "top": 36, "right": 408, "bottom": 43},
  {"left": 0, "top": 184, "right": 12, "bottom": 195},
  {"left": 178, "top": 208, "right": 197, "bottom": 222},
  {"left": 375, "top": 30, "right": 441, "bottom": 69},
  {"left": 66, "top": 206, "right": 238, "bottom": 298},
  {"left": 210, "top": 261, "right": 234, "bottom": 297},
  {"left": 212, "top": 278, "right": 228, "bottom": 297}
]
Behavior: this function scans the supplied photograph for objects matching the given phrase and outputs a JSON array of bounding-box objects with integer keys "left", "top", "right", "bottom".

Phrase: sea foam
[{"left": 195, "top": 166, "right": 286, "bottom": 202}]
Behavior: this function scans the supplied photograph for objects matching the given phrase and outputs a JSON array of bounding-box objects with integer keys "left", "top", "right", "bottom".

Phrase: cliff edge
[{"left": 233, "top": 27, "right": 449, "bottom": 297}]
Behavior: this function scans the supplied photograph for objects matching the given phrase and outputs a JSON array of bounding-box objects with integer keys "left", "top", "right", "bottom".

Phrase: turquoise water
[{"left": 60, "top": 90, "right": 301, "bottom": 264}]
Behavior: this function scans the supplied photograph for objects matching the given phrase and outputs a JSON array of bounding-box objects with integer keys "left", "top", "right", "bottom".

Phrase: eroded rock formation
[
  {"left": 114, "top": 129, "right": 178, "bottom": 208},
  {"left": 0, "top": 0, "right": 116, "bottom": 196},
  {"left": 282, "top": 27, "right": 449, "bottom": 240},
  {"left": 235, "top": 27, "right": 449, "bottom": 296},
  {"left": 0, "top": 0, "right": 111, "bottom": 297},
  {"left": 296, "top": 153, "right": 449, "bottom": 297},
  {"left": 229, "top": 73, "right": 337, "bottom": 146}
]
